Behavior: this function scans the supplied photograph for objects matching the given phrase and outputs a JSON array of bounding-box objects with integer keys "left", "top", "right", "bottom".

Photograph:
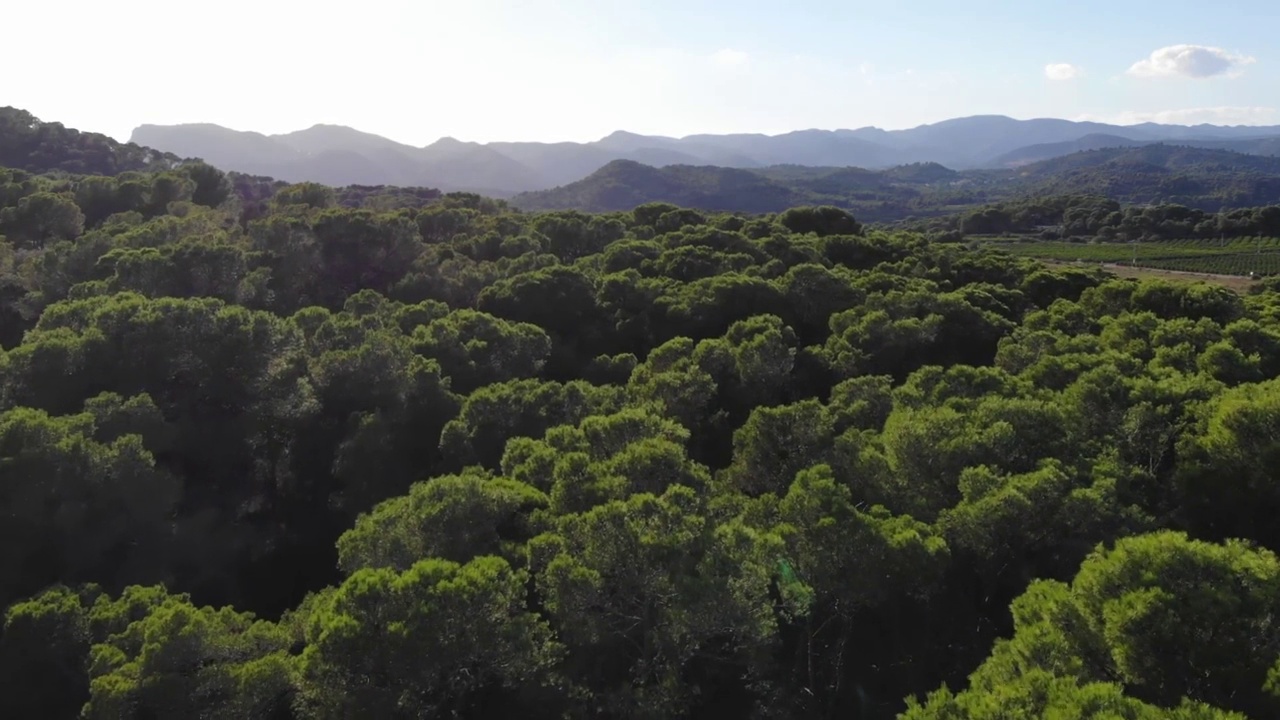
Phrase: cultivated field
[{"left": 987, "top": 237, "right": 1280, "bottom": 277}]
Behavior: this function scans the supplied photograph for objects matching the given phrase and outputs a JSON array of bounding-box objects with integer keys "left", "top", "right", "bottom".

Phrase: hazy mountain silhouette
[
  {"left": 513, "top": 146, "right": 1280, "bottom": 214},
  {"left": 131, "top": 123, "right": 298, "bottom": 176},
  {"left": 131, "top": 115, "right": 1280, "bottom": 194},
  {"left": 994, "top": 133, "right": 1280, "bottom": 167}
]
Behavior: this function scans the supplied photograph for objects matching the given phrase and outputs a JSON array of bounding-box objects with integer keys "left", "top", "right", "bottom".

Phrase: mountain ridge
[
  {"left": 131, "top": 115, "right": 1280, "bottom": 195},
  {"left": 994, "top": 134, "right": 1280, "bottom": 167},
  {"left": 513, "top": 145, "right": 1280, "bottom": 218},
  {"left": 8, "top": 105, "right": 1280, "bottom": 226}
]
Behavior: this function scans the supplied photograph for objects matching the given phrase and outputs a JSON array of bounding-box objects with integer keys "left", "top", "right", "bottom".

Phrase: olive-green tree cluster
[{"left": 8, "top": 144, "right": 1280, "bottom": 720}]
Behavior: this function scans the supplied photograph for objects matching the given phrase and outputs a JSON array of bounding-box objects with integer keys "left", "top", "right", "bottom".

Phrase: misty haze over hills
[
  {"left": 510, "top": 144, "right": 1280, "bottom": 217},
  {"left": 131, "top": 115, "right": 1280, "bottom": 196}
]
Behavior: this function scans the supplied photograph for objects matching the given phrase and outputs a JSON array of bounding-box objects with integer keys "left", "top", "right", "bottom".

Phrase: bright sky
[{"left": 7, "top": 0, "right": 1279, "bottom": 145}]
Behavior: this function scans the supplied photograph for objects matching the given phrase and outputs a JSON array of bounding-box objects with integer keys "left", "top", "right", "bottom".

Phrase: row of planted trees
[{"left": 944, "top": 194, "right": 1280, "bottom": 243}]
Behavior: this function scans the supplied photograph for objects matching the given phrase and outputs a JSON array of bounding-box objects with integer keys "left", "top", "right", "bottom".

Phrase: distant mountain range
[
  {"left": 513, "top": 146, "right": 1280, "bottom": 219},
  {"left": 7, "top": 106, "right": 1280, "bottom": 224},
  {"left": 132, "top": 116, "right": 1280, "bottom": 196}
]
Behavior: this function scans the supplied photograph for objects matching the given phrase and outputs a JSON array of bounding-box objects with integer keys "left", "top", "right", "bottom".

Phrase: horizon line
[{"left": 117, "top": 112, "right": 1280, "bottom": 150}]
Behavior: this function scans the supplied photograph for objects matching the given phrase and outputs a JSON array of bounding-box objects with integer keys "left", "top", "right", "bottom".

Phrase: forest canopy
[{"left": 4, "top": 111, "right": 1280, "bottom": 719}]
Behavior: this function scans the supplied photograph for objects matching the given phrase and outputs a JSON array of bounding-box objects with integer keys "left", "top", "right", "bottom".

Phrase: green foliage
[
  {"left": 778, "top": 205, "right": 862, "bottom": 237},
  {"left": 824, "top": 284, "right": 1016, "bottom": 380},
  {"left": 0, "top": 107, "right": 180, "bottom": 175},
  {"left": 529, "top": 486, "right": 780, "bottom": 715},
  {"left": 0, "top": 191, "right": 85, "bottom": 248},
  {"left": 299, "top": 556, "right": 560, "bottom": 718},
  {"left": 945, "top": 532, "right": 1280, "bottom": 717},
  {"left": 0, "top": 585, "right": 97, "bottom": 718},
  {"left": 1, "top": 584, "right": 295, "bottom": 720},
  {"left": 0, "top": 406, "right": 180, "bottom": 607},
  {"left": 84, "top": 591, "right": 295, "bottom": 719},
  {"left": 336, "top": 469, "right": 548, "bottom": 572},
  {"left": 440, "top": 378, "right": 625, "bottom": 470},
  {"left": 411, "top": 308, "right": 552, "bottom": 393},
  {"left": 902, "top": 671, "right": 1245, "bottom": 719},
  {"left": 6, "top": 128, "right": 1280, "bottom": 718},
  {"left": 723, "top": 400, "right": 834, "bottom": 496},
  {"left": 1176, "top": 378, "right": 1280, "bottom": 547}
]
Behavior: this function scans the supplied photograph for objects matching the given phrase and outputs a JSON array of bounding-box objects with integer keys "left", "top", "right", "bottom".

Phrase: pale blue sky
[{"left": 7, "top": 0, "right": 1278, "bottom": 144}]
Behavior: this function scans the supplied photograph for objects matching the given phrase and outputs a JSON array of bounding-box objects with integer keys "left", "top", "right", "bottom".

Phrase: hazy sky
[{"left": 8, "top": 0, "right": 1279, "bottom": 145}]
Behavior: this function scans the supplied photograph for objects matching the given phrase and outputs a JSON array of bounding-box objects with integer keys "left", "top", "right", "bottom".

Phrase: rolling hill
[
  {"left": 995, "top": 134, "right": 1280, "bottom": 168},
  {"left": 2, "top": 107, "right": 180, "bottom": 176},
  {"left": 514, "top": 145, "right": 1280, "bottom": 217},
  {"left": 510, "top": 160, "right": 804, "bottom": 213},
  {"left": 1011, "top": 144, "right": 1280, "bottom": 208},
  {"left": 1019, "top": 143, "right": 1280, "bottom": 177}
]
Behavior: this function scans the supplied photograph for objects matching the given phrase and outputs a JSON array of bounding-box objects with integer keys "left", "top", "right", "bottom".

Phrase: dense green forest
[
  {"left": 8, "top": 110, "right": 1280, "bottom": 719},
  {"left": 906, "top": 195, "right": 1280, "bottom": 277},
  {"left": 916, "top": 194, "right": 1280, "bottom": 242}
]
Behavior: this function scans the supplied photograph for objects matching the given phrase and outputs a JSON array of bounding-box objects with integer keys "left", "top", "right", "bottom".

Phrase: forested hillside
[
  {"left": 1, "top": 107, "right": 181, "bottom": 176},
  {"left": 913, "top": 194, "right": 1280, "bottom": 242},
  {"left": 509, "top": 160, "right": 807, "bottom": 213},
  {"left": 515, "top": 146, "right": 1280, "bottom": 220},
  {"left": 993, "top": 134, "right": 1280, "bottom": 168},
  {"left": 7, "top": 115, "right": 1280, "bottom": 719}
]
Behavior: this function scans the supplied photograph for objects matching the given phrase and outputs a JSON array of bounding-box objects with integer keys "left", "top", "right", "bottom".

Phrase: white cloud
[
  {"left": 1075, "top": 106, "right": 1280, "bottom": 126},
  {"left": 711, "top": 48, "right": 749, "bottom": 68},
  {"left": 1127, "top": 44, "right": 1256, "bottom": 79},
  {"left": 1044, "top": 63, "right": 1080, "bottom": 81}
]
